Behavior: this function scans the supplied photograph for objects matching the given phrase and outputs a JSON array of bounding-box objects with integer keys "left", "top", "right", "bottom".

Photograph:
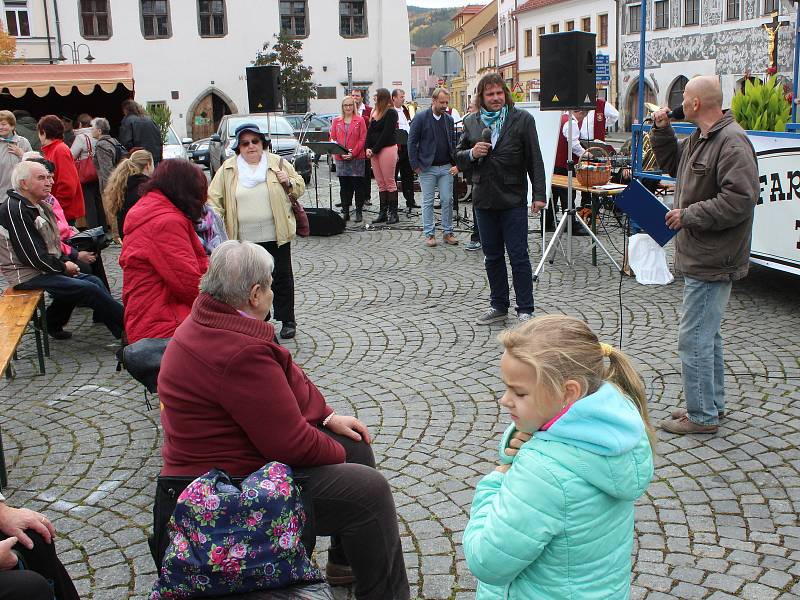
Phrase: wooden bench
[{"left": 0, "top": 288, "right": 49, "bottom": 490}]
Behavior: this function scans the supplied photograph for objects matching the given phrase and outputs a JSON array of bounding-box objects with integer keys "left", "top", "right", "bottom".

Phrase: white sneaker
[{"left": 517, "top": 312, "right": 533, "bottom": 322}]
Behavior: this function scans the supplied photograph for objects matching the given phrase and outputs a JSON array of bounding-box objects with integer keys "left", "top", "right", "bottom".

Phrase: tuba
[{"left": 638, "top": 103, "right": 661, "bottom": 172}]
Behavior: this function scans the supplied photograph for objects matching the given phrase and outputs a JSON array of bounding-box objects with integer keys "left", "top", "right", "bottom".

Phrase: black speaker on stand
[
  {"left": 540, "top": 31, "right": 596, "bottom": 110},
  {"left": 246, "top": 65, "right": 282, "bottom": 113}
]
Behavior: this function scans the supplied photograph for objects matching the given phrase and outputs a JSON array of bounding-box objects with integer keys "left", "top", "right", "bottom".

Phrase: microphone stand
[{"left": 533, "top": 110, "right": 621, "bottom": 280}]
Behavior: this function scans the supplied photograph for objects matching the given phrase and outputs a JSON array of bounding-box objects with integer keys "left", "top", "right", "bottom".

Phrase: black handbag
[
  {"left": 122, "top": 337, "right": 170, "bottom": 393},
  {"left": 66, "top": 226, "right": 111, "bottom": 252}
]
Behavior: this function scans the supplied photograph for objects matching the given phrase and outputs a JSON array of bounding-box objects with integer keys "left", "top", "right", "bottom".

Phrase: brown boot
[
  {"left": 659, "top": 415, "right": 718, "bottom": 435},
  {"left": 670, "top": 407, "right": 724, "bottom": 420}
]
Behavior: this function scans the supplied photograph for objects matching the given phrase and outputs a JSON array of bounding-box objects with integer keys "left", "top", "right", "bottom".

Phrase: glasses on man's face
[{"left": 239, "top": 138, "right": 262, "bottom": 148}]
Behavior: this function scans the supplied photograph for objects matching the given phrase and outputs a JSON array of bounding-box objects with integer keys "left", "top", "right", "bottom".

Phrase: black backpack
[{"left": 101, "top": 137, "right": 128, "bottom": 165}]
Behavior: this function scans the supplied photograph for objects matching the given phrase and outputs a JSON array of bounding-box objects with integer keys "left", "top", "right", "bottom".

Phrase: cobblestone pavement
[{"left": 1, "top": 187, "right": 799, "bottom": 599}]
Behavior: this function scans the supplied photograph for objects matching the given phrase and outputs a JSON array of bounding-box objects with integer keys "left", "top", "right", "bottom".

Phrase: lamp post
[{"left": 58, "top": 42, "right": 95, "bottom": 64}]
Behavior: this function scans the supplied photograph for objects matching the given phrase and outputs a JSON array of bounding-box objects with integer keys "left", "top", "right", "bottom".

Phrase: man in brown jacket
[{"left": 651, "top": 76, "right": 759, "bottom": 435}]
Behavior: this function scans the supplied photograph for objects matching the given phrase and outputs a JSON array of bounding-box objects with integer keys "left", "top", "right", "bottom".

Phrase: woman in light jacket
[
  {"left": 207, "top": 122, "right": 305, "bottom": 340},
  {"left": 330, "top": 96, "right": 367, "bottom": 223}
]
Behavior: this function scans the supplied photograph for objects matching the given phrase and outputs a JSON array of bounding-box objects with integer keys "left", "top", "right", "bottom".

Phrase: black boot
[
  {"left": 372, "top": 191, "right": 388, "bottom": 224},
  {"left": 354, "top": 204, "right": 363, "bottom": 223},
  {"left": 386, "top": 190, "right": 399, "bottom": 225},
  {"left": 342, "top": 205, "right": 350, "bottom": 222}
]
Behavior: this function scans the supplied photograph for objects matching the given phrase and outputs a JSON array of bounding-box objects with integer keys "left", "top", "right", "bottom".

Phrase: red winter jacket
[
  {"left": 41, "top": 140, "right": 85, "bottom": 221},
  {"left": 330, "top": 115, "right": 368, "bottom": 160},
  {"left": 119, "top": 190, "right": 208, "bottom": 343},
  {"left": 157, "top": 293, "right": 344, "bottom": 477}
]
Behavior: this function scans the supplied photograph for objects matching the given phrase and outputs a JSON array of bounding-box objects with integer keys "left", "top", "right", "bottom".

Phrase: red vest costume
[
  {"left": 555, "top": 113, "right": 582, "bottom": 171},
  {"left": 593, "top": 98, "right": 606, "bottom": 141}
]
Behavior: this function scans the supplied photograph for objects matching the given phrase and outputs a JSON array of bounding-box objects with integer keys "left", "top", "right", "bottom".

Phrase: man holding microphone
[
  {"left": 651, "top": 75, "right": 759, "bottom": 435},
  {"left": 456, "top": 73, "right": 547, "bottom": 325}
]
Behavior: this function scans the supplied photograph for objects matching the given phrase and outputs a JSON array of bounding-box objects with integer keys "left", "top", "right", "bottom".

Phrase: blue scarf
[{"left": 480, "top": 105, "right": 508, "bottom": 136}]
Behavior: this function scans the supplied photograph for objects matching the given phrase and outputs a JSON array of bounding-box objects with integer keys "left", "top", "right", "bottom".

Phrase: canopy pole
[
  {"left": 792, "top": 1, "right": 799, "bottom": 123},
  {"left": 634, "top": 0, "right": 648, "bottom": 174}
]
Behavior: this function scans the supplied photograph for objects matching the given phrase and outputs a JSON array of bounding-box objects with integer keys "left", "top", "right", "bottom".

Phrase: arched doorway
[
  {"left": 667, "top": 76, "right": 688, "bottom": 110},
  {"left": 625, "top": 79, "right": 656, "bottom": 130},
  {"left": 187, "top": 88, "right": 237, "bottom": 140}
]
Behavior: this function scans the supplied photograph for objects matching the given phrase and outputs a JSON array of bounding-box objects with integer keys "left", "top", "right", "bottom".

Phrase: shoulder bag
[
  {"left": 75, "top": 134, "right": 98, "bottom": 184},
  {"left": 277, "top": 157, "right": 310, "bottom": 237}
]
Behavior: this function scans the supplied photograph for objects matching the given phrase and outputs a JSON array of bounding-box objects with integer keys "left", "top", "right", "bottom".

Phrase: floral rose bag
[{"left": 151, "top": 463, "right": 322, "bottom": 599}]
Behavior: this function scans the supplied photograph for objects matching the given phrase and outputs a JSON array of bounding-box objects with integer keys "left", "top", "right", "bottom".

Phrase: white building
[
  {"left": 618, "top": 0, "right": 797, "bottom": 129},
  {"left": 514, "top": 0, "right": 616, "bottom": 105},
  {"left": 498, "top": 0, "right": 522, "bottom": 85},
  {"left": 1, "top": 0, "right": 411, "bottom": 138}
]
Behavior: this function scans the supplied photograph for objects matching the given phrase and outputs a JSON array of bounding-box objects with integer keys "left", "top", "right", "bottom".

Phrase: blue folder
[{"left": 613, "top": 179, "right": 677, "bottom": 247}]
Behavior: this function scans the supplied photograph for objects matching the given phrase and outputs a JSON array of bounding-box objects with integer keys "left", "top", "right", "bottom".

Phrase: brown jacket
[{"left": 651, "top": 112, "right": 758, "bottom": 282}]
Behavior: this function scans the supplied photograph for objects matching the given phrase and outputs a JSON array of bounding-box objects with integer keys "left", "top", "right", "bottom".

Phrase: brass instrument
[{"left": 639, "top": 102, "right": 660, "bottom": 172}]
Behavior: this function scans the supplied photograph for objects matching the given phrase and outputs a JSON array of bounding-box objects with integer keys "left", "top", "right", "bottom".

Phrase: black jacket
[
  {"left": 407, "top": 109, "right": 456, "bottom": 171},
  {"left": 119, "top": 113, "right": 163, "bottom": 163},
  {"left": 118, "top": 173, "right": 149, "bottom": 238},
  {"left": 365, "top": 109, "right": 399, "bottom": 155},
  {"left": 456, "top": 107, "right": 546, "bottom": 210},
  {"left": 15, "top": 116, "right": 41, "bottom": 151}
]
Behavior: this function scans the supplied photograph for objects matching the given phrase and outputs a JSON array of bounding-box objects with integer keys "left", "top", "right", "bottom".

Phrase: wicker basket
[{"left": 576, "top": 146, "right": 612, "bottom": 187}]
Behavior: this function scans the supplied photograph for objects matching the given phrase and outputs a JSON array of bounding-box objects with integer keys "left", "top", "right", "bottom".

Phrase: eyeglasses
[{"left": 239, "top": 138, "right": 262, "bottom": 148}]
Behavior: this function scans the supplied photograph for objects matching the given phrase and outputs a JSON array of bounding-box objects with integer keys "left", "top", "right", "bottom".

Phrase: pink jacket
[
  {"left": 45, "top": 195, "right": 78, "bottom": 259},
  {"left": 330, "top": 115, "right": 367, "bottom": 160}
]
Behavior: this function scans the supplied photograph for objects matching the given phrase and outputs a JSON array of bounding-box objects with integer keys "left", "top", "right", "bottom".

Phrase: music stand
[{"left": 305, "top": 141, "right": 349, "bottom": 208}]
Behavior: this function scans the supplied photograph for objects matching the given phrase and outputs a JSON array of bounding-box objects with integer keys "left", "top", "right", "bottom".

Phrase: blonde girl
[
  {"left": 464, "top": 315, "right": 655, "bottom": 600},
  {"left": 102, "top": 149, "right": 153, "bottom": 241}
]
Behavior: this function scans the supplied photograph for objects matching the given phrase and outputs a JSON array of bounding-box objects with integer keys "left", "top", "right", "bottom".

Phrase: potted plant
[{"left": 731, "top": 74, "right": 791, "bottom": 132}]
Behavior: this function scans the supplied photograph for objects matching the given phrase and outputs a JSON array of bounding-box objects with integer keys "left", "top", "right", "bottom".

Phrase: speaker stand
[{"left": 533, "top": 111, "right": 621, "bottom": 280}]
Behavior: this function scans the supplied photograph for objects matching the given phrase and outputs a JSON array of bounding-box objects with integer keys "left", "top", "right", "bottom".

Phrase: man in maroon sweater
[{"left": 156, "top": 240, "right": 409, "bottom": 600}]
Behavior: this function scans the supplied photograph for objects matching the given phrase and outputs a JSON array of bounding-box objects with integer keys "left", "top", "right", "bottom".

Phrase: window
[
  {"left": 655, "top": 0, "right": 669, "bottom": 29},
  {"left": 80, "top": 0, "right": 111, "bottom": 39},
  {"left": 668, "top": 76, "right": 688, "bottom": 108},
  {"left": 726, "top": 0, "right": 740, "bottom": 19},
  {"left": 500, "top": 21, "right": 506, "bottom": 52},
  {"left": 551, "top": 23, "right": 559, "bottom": 33},
  {"left": 598, "top": 13, "right": 608, "bottom": 46},
  {"left": 198, "top": 0, "right": 225, "bottom": 37},
  {"left": 566, "top": 20, "right": 574, "bottom": 31},
  {"left": 141, "top": 0, "right": 171, "bottom": 38},
  {"left": 4, "top": 1, "right": 30, "bottom": 37},
  {"left": 509, "top": 19, "right": 515, "bottom": 48},
  {"left": 582, "top": 17, "right": 591, "bottom": 32},
  {"left": 628, "top": 4, "right": 641, "bottom": 34},
  {"left": 317, "top": 86, "right": 336, "bottom": 100},
  {"left": 537, "top": 26, "right": 545, "bottom": 55},
  {"left": 280, "top": 0, "right": 308, "bottom": 38},
  {"left": 764, "top": 0, "right": 779, "bottom": 13},
  {"left": 685, "top": 0, "right": 699, "bottom": 25},
  {"left": 524, "top": 28, "right": 532, "bottom": 57},
  {"left": 340, "top": 0, "right": 366, "bottom": 38}
]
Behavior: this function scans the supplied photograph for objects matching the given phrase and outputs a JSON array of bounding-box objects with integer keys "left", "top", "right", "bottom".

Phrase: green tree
[
  {"left": 254, "top": 32, "right": 316, "bottom": 112},
  {"left": 146, "top": 104, "right": 172, "bottom": 143},
  {"left": 0, "top": 23, "right": 16, "bottom": 64}
]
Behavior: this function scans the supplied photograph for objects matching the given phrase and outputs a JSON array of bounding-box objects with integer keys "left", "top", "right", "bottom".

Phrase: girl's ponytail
[{"left": 603, "top": 345, "right": 657, "bottom": 452}]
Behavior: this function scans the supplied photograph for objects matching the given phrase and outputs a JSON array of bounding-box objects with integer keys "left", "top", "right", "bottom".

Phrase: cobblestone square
[{"left": 1, "top": 207, "right": 799, "bottom": 599}]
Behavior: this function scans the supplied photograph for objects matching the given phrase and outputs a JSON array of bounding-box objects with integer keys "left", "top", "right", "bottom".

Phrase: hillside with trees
[{"left": 408, "top": 5, "right": 458, "bottom": 48}]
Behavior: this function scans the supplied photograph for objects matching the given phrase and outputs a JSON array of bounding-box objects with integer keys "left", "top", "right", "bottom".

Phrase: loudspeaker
[
  {"left": 540, "top": 32, "right": 596, "bottom": 111},
  {"left": 246, "top": 65, "right": 282, "bottom": 112},
  {"left": 306, "top": 208, "right": 346, "bottom": 236}
]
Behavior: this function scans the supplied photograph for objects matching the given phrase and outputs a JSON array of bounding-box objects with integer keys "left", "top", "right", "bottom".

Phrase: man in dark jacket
[
  {"left": 456, "top": 73, "right": 547, "bottom": 324},
  {"left": 11, "top": 110, "right": 41, "bottom": 151},
  {"left": 408, "top": 88, "right": 458, "bottom": 246},
  {"left": 0, "top": 161, "right": 124, "bottom": 340},
  {"left": 119, "top": 99, "right": 163, "bottom": 164},
  {"left": 651, "top": 75, "right": 759, "bottom": 435}
]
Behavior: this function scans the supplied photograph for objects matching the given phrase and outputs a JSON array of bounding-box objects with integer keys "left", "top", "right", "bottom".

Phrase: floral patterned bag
[{"left": 151, "top": 463, "right": 322, "bottom": 599}]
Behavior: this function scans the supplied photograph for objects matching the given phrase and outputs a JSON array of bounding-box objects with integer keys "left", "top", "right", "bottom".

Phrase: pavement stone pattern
[{"left": 1, "top": 183, "right": 799, "bottom": 599}]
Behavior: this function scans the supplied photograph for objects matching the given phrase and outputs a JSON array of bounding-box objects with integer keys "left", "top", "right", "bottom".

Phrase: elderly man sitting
[
  {"left": 0, "top": 160, "right": 124, "bottom": 340},
  {"left": 155, "top": 240, "right": 410, "bottom": 600}
]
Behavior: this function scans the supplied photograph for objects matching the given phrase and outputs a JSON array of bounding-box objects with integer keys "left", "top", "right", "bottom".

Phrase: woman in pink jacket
[{"left": 330, "top": 97, "right": 367, "bottom": 223}]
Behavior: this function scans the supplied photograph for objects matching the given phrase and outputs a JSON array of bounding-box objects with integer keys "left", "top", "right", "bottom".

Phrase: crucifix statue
[{"left": 762, "top": 12, "right": 786, "bottom": 72}]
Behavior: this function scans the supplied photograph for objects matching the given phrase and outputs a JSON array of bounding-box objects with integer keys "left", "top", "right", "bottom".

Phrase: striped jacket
[{"left": 0, "top": 190, "right": 67, "bottom": 285}]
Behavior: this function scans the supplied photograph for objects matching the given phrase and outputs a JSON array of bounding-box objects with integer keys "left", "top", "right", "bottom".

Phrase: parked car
[
  {"left": 187, "top": 137, "right": 211, "bottom": 168},
  {"left": 163, "top": 126, "right": 191, "bottom": 161},
  {"left": 208, "top": 114, "right": 313, "bottom": 183},
  {"left": 283, "top": 114, "right": 331, "bottom": 145},
  {"left": 317, "top": 113, "right": 338, "bottom": 126}
]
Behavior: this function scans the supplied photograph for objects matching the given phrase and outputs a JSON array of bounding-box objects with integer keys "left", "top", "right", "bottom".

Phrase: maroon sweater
[{"left": 157, "top": 293, "right": 345, "bottom": 477}]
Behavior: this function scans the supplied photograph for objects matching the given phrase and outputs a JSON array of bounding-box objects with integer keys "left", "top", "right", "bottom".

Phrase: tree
[
  {"left": 0, "top": 23, "right": 16, "bottom": 64},
  {"left": 254, "top": 32, "right": 316, "bottom": 112},
  {"left": 146, "top": 104, "right": 172, "bottom": 143}
]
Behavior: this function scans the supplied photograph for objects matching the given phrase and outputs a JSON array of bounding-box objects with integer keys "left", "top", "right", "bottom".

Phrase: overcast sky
[{"left": 408, "top": 1, "right": 491, "bottom": 8}]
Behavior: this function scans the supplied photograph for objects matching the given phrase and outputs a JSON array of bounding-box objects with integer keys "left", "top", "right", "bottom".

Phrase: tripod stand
[{"left": 533, "top": 110, "right": 621, "bottom": 279}]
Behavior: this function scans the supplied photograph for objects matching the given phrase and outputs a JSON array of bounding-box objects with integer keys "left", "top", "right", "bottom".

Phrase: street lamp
[{"left": 58, "top": 42, "right": 95, "bottom": 64}]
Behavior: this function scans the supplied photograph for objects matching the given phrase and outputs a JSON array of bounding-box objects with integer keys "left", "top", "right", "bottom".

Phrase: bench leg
[
  {"left": 33, "top": 323, "right": 45, "bottom": 376},
  {"left": 38, "top": 296, "right": 50, "bottom": 358},
  {"left": 0, "top": 427, "right": 7, "bottom": 491}
]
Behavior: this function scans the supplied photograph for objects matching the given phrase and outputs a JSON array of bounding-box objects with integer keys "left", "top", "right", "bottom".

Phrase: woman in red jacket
[
  {"left": 38, "top": 115, "right": 85, "bottom": 223},
  {"left": 119, "top": 159, "right": 209, "bottom": 343},
  {"left": 330, "top": 96, "right": 367, "bottom": 222},
  {"left": 156, "top": 240, "right": 409, "bottom": 600}
]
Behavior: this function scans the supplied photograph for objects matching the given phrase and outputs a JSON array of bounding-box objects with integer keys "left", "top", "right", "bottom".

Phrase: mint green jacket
[{"left": 464, "top": 383, "right": 654, "bottom": 599}]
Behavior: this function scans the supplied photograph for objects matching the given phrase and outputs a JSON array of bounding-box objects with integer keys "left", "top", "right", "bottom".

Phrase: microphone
[
  {"left": 478, "top": 127, "right": 492, "bottom": 165},
  {"left": 666, "top": 105, "right": 685, "bottom": 120}
]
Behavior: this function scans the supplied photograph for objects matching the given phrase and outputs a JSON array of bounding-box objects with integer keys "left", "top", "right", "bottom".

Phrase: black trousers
[
  {"left": 0, "top": 532, "right": 80, "bottom": 600},
  {"left": 80, "top": 180, "right": 106, "bottom": 229},
  {"left": 357, "top": 160, "right": 372, "bottom": 206},
  {"left": 257, "top": 241, "right": 295, "bottom": 324},
  {"left": 395, "top": 145, "right": 415, "bottom": 206},
  {"left": 338, "top": 176, "right": 362, "bottom": 209}
]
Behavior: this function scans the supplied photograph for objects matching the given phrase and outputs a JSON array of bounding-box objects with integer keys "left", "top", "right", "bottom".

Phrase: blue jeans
[
  {"left": 419, "top": 165, "right": 454, "bottom": 237},
  {"left": 678, "top": 276, "right": 732, "bottom": 425},
  {"left": 475, "top": 206, "right": 534, "bottom": 314},
  {"left": 16, "top": 273, "right": 124, "bottom": 338}
]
